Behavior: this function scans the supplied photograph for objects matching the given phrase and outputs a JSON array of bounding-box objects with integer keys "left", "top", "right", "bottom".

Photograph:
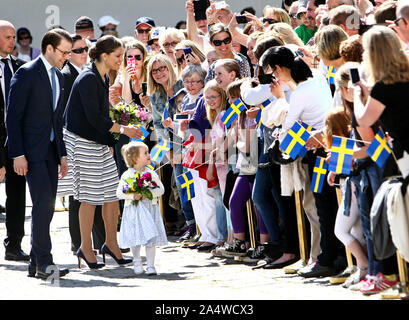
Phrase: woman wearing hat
[{"left": 16, "top": 27, "right": 40, "bottom": 62}]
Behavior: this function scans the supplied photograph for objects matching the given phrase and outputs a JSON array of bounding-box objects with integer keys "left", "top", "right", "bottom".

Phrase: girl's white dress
[{"left": 116, "top": 168, "right": 168, "bottom": 248}]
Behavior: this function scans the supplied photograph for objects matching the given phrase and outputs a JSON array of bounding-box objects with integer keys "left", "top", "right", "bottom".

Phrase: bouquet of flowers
[
  {"left": 110, "top": 99, "right": 150, "bottom": 140},
  {"left": 122, "top": 171, "right": 158, "bottom": 206}
]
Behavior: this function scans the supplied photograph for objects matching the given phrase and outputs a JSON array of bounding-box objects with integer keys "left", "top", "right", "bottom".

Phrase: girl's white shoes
[
  {"left": 133, "top": 263, "right": 157, "bottom": 276},
  {"left": 145, "top": 266, "right": 157, "bottom": 276}
]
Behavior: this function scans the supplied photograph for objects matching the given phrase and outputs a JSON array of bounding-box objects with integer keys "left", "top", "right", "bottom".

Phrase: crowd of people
[{"left": 0, "top": 0, "right": 408, "bottom": 296}]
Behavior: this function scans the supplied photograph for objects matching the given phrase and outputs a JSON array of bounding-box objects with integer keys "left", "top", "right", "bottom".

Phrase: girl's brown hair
[
  {"left": 226, "top": 78, "right": 248, "bottom": 129},
  {"left": 323, "top": 106, "right": 351, "bottom": 149}
]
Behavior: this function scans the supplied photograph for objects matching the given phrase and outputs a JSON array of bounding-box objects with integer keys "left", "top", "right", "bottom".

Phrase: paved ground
[{"left": 0, "top": 183, "right": 389, "bottom": 302}]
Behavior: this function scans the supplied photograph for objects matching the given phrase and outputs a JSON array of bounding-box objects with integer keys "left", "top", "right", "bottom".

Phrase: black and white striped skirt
[{"left": 57, "top": 128, "right": 119, "bottom": 205}]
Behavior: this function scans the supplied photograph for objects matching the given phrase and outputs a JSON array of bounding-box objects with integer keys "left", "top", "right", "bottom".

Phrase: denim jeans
[
  {"left": 173, "top": 164, "right": 195, "bottom": 226},
  {"left": 209, "top": 185, "right": 228, "bottom": 241},
  {"left": 351, "top": 160, "right": 384, "bottom": 275}
]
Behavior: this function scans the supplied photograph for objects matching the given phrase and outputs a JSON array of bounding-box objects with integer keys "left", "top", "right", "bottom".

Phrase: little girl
[{"left": 116, "top": 141, "right": 167, "bottom": 275}]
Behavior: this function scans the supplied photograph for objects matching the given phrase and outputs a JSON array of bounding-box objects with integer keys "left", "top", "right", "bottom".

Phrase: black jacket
[
  {"left": 0, "top": 56, "right": 26, "bottom": 168},
  {"left": 61, "top": 61, "right": 80, "bottom": 112}
]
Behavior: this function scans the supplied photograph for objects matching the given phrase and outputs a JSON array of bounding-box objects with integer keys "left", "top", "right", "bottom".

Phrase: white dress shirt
[
  {"left": 39, "top": 55, "right": 60, "bottom": 108},
  {"left": 0, "top": 54, "right": 14, "bottom": 107}
]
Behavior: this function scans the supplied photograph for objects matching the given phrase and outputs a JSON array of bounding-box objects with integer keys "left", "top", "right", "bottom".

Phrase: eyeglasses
[
  {"left": 104, "top": 28, "right": 116, "bottom": 32},
  {"left": 137, "top": 28, "right": 151, "bottom": 34},
  {"left": 176, "top": 54, "right": 185, "bottom": 65},
  {"left": 184, "top": 80, "right": 202, "bottom": 86},
  {"left": 151, "top": 65, "right": 167, "bottom": 75},
  {"left": 163, "top": 41, "right": 179, "bottom": 49},
  {"left": 72, "top": 46, "right": 89, "bottom": 54},
  {"left": 205, "top": 94, "right": 221, "bottom": 101},
  {"left": 289, "top": 14, "right": 297, "bottom": 19},
  {"left": 127, "top": 54, "right": 143, "bottom": 61},
  {"left": 212, "top": 37, "right": 232, "bottom": 47},
  {"left": 262, "top": 18, "right": 278, "bottom": 24},
  {"left": 55, "top": 47, "right": 71, "bottom": 56},
  {"left": 394, "top": 17, "right": 404, "bottom": 25}
]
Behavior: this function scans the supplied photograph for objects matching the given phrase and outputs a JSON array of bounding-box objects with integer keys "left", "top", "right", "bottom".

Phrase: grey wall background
[{"left": 3, "top": 0, "right": 281, "bottom": 48}]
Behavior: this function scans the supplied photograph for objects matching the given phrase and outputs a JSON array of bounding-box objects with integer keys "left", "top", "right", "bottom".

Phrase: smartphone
[
  {"left": 193, "top": 0, "right": 210, "bottom": 21},
  {"left": 258, "top": 74, "right": 274, "bottom": 85},
  {"left": 126, "top": 56, "right": 137, "bottom": 75},
  {"left": 183, "top": 47, "right": 192, "bottom": 55},
  {"left": 174, "top": 114, "right": 191, "bottom": 121},
  {"left": 142, "top": 82, "right": 147, "bottom": 96},
  {"left": 236, "top": 15, "right": 249, "bottom": 24},
  {"left": 295, "top": 49, "right": 305, "bottom": 57},
  {"left": 349, "top": 68, "right": 360, "bottom": 84}
]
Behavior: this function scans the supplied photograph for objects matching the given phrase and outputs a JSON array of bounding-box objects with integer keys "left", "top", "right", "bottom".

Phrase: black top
[
  {"left": 371, "top": 80, "right": 409, "bottom": 158},
  {"left": 61, "top": 61, "right": 80, "bottom": 112},
  {"left": 64, "top": 63, "right": 115, "bottom": 147}
]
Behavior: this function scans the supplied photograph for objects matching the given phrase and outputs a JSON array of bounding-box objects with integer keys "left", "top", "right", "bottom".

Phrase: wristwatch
[{"left": 119, "top": 125, "right": 125, "bottom": 134}]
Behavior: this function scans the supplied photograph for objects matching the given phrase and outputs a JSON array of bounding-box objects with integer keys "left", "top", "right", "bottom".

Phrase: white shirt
[
  {"left": 0, "top": 54, "right": 14, "bottom": 107},
  {"left": 39, "top": 55, "right": 60, "bottom": 108}
]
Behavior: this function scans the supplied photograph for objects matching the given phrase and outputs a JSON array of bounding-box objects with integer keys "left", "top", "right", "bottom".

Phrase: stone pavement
[{"left": 0, "top": 185, "right": 386, "bottom": 301}]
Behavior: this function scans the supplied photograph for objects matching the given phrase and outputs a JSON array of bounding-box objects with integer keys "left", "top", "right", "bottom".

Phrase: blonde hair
[
  {"left": 334, "top": 61, "right": 360, "bottom": 115},
  {"left": 123, "top": 39, "right": 148, "bottom": 82},
  {"left": 121, "top": 141, "right": 148, "bottom": 168},
  {"left": 263, "top": 6, "right": 291, "bottom": 25},
  {"left": 174, "top": 39, "right": 206, "bottom": 75},
  {"left": 146, "top": 54, "right": 177, "bottom": 96},
  {"left": 314, "top": 24, "right": 348, "bottom": 61},
  {"left": 323, "top": 106, "right": 351, "bottom": 149},
  {"left": 266, "top": 24, "right": 303, "bottom": 46},
  {"left": 204, "top": 79, "right": 227, "bottom": 125},
  {"left": 362, "top": 25, "right": 409, "bottom": 85}
]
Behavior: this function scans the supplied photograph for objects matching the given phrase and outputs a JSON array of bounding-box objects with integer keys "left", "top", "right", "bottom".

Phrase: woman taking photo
[
  {"left": 64, "top": 35, "right": 143, "bottom": 269},
  {"left": 174, "top": 40, "right": 206, "bottom": 78},
  {"left": 205, "top": 23, "right": 251, "bottom": 83}
]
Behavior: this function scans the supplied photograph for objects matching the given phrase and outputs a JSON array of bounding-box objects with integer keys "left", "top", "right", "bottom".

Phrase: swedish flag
[
  {"left": 366, "top": 129, "right": 392, "bottom": 168},
  {"left": 131, "top": 125, "right": 150, "bottom": 142},
  {"left": 256, "top": 99, "right": 270, "bottom": 131},
  {"left": 311, "top": 156, "right": 328, "bottom": 193},
  {"left": 221, "top": 98, "right": 246, "bottom": 128},
  {"left": 150, "top": 139, "right": 172, "bottom": 163},
  {"left": 328, "top": 136, "right": 355, "bottom": 174},
  {"left": 177, "top": 171, "right": 195, "bottom": 202},
  {"left": 161, "top": 102, "right": 170, "bottom": 124},
  {"left": 326, "top": 66, "right": 336, "bottom": 85},
  {"left": 299, "top": 122, "right": 315, "bottom": 157},
  {"left": 146, "top": 161, "right": 156, "bottom": 171},
  {"left": 280, "top": 122, "right": 311, "bottom": 159}
]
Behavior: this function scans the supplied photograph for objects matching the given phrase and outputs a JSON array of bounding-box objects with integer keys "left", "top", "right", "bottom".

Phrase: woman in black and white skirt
[{"left": 63, "top": 35, "right": 143, "bottom": 269}]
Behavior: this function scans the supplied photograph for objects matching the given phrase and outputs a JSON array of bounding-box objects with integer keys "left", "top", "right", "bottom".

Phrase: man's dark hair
[
  {"left": 41, "top": 28, "right": 73, "bottom": 54},
  {"left": 241, "top": 6, "right": 256, "bottom": 15}
]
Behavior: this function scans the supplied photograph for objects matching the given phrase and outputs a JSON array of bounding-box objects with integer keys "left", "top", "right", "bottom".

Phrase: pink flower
[
  {"left": 140, "top": 109, "right": 148, "bottom": 121},
  {"left": 151, "top": 181, "right": 157, "bottom": 188},
  {"left": 142, "top": 172, "right": 152, "bottom": 182},
  {"left": 137, "top": 179, "right": 144, "bottom": 187}
]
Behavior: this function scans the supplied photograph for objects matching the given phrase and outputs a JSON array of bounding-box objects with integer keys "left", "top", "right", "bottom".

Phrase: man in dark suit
[
  {"left": 6, "top": 28, "right": 73, "bottom": 279},
  {"left": 0, "top": 20, "right": 28, "bottom": 261}
]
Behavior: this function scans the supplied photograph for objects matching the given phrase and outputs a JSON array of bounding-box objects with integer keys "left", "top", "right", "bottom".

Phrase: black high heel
[
  {"left": 101, "top": 243, "right": 133, "bottom": 265},
  {"left": 76, "top": 248, "right": 105, "bottom": 269}
]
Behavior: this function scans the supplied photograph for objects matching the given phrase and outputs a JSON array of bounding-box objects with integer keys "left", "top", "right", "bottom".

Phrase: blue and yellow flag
[
  {"left": 146, "top": 161, "right": 156, "bottom": 171},
  {"left": 177, "top": 171, "right": 195, "bottom": 202},
  {"left": 221, "top": 98, "right": 246, "bottom": 128},
  {"left": 256, "top": 99, "right": 270, "bottom": 131},
  {"left": 311, "top": 156, "right": 328, "bottom": 193},
  {"left": 298, "top": 122, "right": 315, "bottom": 158},
  {"left": 131, "top": 125, "right": 150, "bottom": 142},
  {"left": 366, "top": 129, "right": 392, "bottom": 168},
  {"left": 326, "top": 66, "right": 336, "bottom": 85},
  {"left": 150, "top": 139, "right": 172, "bottom": 163},
  {"left": 161, "top": 102, "right": 170, "bottom": 124},
  {"left": 280, "top": 122, "right": 311, "bottom": 159},
  {"left": 328, "top": 136, "right": 355, "bottom": 174}
]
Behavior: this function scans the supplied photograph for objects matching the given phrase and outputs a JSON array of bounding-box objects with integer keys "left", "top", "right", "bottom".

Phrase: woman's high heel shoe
[
  {"left": 76, "top": 248, "right": 105, "bottom": 269},
  {"left": 101, "top": 243, "right": 133, "bottom": 265}
]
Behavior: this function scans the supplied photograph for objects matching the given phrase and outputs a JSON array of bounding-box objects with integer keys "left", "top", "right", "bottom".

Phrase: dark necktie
[
  {"left": 50, "top": 67, "right": 57, "bottom": 141},
  {"left": 1, "top": 58, "right": 12, "bottom": 105}
]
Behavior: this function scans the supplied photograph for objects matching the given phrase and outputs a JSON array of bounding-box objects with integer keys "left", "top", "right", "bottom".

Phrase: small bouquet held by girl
[
  {"left": 116, "top": 141, "right": 167, "bottom": 276},
  {"left": 110, "top": 99, "right": 150, "bottom": 140}
]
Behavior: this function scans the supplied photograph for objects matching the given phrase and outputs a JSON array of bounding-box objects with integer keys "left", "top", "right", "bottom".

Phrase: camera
[
  {"left": 236, "top": 15, "right": 249, "bottom": 24},
  {"left": 173, "top": 114, "right": 191, "bottom": 121},
  {"left": 193, "top": 0, "right": 210, "bottom": 21},
  {"left": 348, "top": 68, "right": 360, "bottom": 84}
]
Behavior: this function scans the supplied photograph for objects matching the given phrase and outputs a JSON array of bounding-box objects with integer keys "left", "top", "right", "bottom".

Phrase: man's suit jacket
[
  {"left": 0, "top": 56, "right": 26, "bottom": 168},
  {"left": 61, "top": 61, "right": 79, "bottom": 111},
  {"left": 6, "top": 56, "right": 66, "bottom": 163}
]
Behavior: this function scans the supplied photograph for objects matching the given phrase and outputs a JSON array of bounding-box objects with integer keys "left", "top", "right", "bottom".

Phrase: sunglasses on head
[
  {"left": 127, "top": 54, "right": 143, "bottom": 61},
  {"left": 212, "top": 37, "right": 232, "bottom": 47},
  {"left": 71, "top": 46, "right": 89, "bottom": 54},
  {"left": 137, "top": 28, "right": 151, "bottom": 34}
]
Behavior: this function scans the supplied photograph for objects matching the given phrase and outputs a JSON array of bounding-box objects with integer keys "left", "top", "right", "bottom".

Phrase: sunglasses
[
  {"left": 71, "top": 46, "right": 89, "bottom": 54},
  {"left": 212, "top": 37, "right": 232, "bottom": 47},
  {"left": 163, "top": 41, "right": 179, "bottom": 49},
  {"left": 262, "top": 18, "right": 278, "bottom": 24},
  {"left": 176, "top": 54, "right": 185, "bottom": 65},
  {"left": 137, "top": 28, "right": 151, "bottom": 34},
  {"left": 127, "top": 54, "right": 143, "bottom": 61}
]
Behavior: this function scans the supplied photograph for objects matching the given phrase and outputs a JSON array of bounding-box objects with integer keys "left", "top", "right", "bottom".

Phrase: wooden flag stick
[
  {"left": 295, "top": 191, "right": 308, "bottom": 262},
  {"left": 246, "top": 200, "right": 257, "bottom": 249},
  {"left": 397, "top": 250, "right": 409, "bottom": 295}
]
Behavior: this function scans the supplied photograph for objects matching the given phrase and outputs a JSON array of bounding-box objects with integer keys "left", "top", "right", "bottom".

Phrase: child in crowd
[{"left": 116, "top": 141, "right": 167, "bottom": 275}]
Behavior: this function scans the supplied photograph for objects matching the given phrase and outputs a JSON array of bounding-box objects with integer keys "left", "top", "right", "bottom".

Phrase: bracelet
[{"left": 119, "top": 125, "right": 125, "bottom": 134}]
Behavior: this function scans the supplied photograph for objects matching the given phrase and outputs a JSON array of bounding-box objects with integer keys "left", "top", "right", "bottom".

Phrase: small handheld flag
[
  {"left": 221, "top": 98, "right": 246, "bottom": 128},
  {"left": 328, "top": 136, "right": 355, "bottom": 174},
  {"left": 279, "top": 122, "right": 311, "bottom": 159},
  {"left": 161, "top": 102, "right": 170, "bottom": 124},
  {"left": 177, "top": 171, "right": 195, "bottom": 202},
  {"left": 131, "top": 125, "right": 150, "bottom": 142},
  {"left": 146, "top": 161, "right": 156, "bottom": 171},
  {"left": 311, "top": 156, "right": 328, "bottom": 193},
  {"left": 298, "top": 122, "right": 315, "bottom": 158},
  {"left": 326, "top": 66, "right": 336, "bottom": 85},
  {"left": 366, "top": 129, "right": 392, "bottom": 168},
  {"left": 150, "top": 139, "right": 172, "bottom": 163},
  {"left": 256, "top": 99, "right": 270, "bottom": 131}
]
